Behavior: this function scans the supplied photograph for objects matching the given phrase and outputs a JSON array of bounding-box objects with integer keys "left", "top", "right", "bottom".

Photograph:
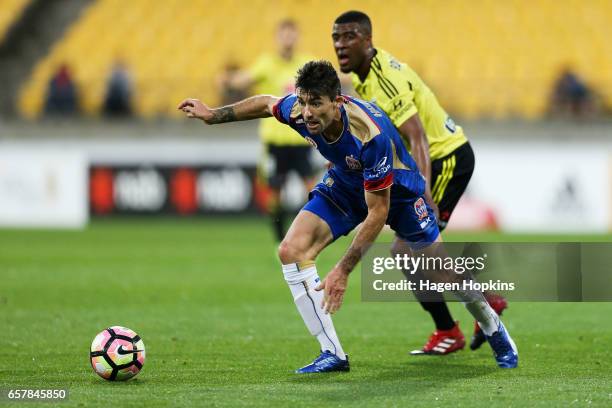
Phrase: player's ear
[{"left": 334, "top": 95, "right": 344, "bottom": 107}]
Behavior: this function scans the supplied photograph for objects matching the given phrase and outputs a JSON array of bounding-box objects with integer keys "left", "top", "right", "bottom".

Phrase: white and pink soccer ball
[{"left": 90, "top": 326, "right": 145, "bottom": 381}]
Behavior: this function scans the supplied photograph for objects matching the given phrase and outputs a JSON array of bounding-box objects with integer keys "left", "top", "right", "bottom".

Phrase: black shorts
[
  {"left": 430, "top": 142, "right": 475, "bottom": 230},
  {"left": 263, "top": 144, "right": 316, "bottom": 189}
]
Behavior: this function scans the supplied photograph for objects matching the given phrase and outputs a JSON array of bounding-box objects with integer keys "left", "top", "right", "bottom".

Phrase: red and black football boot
[{"left": 410, "top": 321, "right": 465, "bottom": 355}]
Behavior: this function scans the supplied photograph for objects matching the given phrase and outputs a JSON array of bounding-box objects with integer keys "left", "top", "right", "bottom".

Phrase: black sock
[
  {"left": 271, "top": 206, "right": 286, "bottom": 242},
  {"left": 420, "top": 301, "right": 455, "bottom": 331}
]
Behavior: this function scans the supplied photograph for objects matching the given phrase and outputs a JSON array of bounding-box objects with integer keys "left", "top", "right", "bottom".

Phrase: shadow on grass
[
  {"left": 286, "top": 357, "right": 497, "bottom": 402},
  {"left": 88, "top": 377, "right": 149, "bottom": 386}
]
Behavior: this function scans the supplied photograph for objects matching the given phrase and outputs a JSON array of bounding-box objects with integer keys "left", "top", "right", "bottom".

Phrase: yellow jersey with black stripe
[
  {"left": 351, "top": 48, "right": 467, "bottom": 160},
  {"left": 248, "top": 53, "right": 312, "bottom": 146}
]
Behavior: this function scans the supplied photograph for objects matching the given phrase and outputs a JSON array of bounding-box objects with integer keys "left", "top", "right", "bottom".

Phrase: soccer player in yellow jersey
[
  {"left": 332, "top": 11, "right": 508, "bottom": 355},
  {"left": 220, "top": 19, "right": 316, "bottom": 241}
]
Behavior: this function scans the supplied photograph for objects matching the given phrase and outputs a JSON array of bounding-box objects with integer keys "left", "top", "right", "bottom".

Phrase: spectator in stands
[
  {"left": 103, "top": 59, "right": 133, "bottom": 117},
  {"left": 217, "top": 62, "right": 249, "bottom": 105},
  {"left": 215, "top": 19, "right": 317, "bottom": 242},
  {"left": 549, "top": 67, "right": 595, "bottom": 118},
  {"left": 44, "top": 63, "right": 79, "bottom": 116}
]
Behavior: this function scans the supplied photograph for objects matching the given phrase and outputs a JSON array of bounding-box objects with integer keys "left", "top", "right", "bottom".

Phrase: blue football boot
[
  {"left": 486, "top": 321, "right": 518, "bottom": 368},
  {"left": 295, "top": 351, "right": 350, "bottom": 373}
]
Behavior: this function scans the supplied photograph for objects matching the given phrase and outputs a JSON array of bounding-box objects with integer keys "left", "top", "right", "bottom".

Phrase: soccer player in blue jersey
[{"left": 178, "top": 61, "right": 518, "bottom": 372}]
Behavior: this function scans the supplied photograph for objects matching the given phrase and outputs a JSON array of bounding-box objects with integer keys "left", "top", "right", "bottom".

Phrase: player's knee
[{"left": 278, "top": 239, "right": 303, "bottom": 264}]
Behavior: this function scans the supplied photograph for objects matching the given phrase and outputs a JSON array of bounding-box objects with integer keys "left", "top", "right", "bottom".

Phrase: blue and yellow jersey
[
  {"left": 352, "top": 49, "right": 467, "bottom": 160},
  {"left": 248, "top": 53, "right": 312, "bottom": 146},
  {"left": 272, "top": 93, "right": 425, "bottom": 198}
]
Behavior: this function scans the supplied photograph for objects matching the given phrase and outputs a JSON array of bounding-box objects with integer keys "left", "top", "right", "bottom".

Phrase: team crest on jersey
[
  {"left": 414, "top": 197, "right": 429, "bottom": 221},
  {"left": 324, "top": 177, "right": 334, "bottom": 187},
  {"left": 389, "top": 58, "right": 402, "bottom": 70},
  {"left": 304, "top": 136, "right": 317, "bottom": 148},
  {"left": 345, "top": 155, "right": 362, "bottom": 170}
]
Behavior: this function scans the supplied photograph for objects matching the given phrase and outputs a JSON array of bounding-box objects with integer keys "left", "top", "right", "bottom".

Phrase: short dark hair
[
  {"left": 334, "top": 10, "right": 372, "bottom": 36},
  {"left": 295, "top": 60, "right": 341, "bottom": 101},
  {"left": 278, "top": 18, "right": 297, "bottom": 30}
]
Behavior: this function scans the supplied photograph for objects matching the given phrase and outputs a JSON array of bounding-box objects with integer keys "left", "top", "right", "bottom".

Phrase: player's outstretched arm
[
  {"left": 177, "top": 95, "right": 280, "bottom": 124},
  {"left": 316, "top": 188, "right": 391, "bottom": 314}
]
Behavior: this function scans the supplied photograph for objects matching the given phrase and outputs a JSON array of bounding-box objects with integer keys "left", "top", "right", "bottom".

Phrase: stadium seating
[
  {"left": 0, "top": 0, "right": 29, "bottom": 42},
  {"left": 17, "top": 0, "right": 612, "bottom": 119}
]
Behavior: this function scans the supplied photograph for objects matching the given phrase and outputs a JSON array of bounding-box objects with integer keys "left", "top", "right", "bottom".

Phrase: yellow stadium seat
[
  {"left": 0, "top": 0, "right": 29, "bottom": 42},
  {"left": 17, "top": 0, "right": 612, "bottom": 119}
]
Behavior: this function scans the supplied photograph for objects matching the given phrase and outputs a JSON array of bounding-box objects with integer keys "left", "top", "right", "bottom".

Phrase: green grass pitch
[{"left": 1, "top": 218, "right": 611, "bottom": 407}]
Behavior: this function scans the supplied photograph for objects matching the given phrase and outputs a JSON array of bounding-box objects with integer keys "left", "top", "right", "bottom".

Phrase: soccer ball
[{"left": 90, "top": 326, "right": 145, "bottom": 381}]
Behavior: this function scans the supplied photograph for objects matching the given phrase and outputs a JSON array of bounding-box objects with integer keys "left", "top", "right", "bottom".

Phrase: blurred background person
[
  {"left": 103, "top": 59, "right": 133, "bottom": 118},
  {"left": 217, "top": 61, "right": 249, "bottom": 105},
  {"left": 548, "top": 66, "right": 597, "bottom": 119},
  {"left": 44, "top": 63, "right": 79, "bottom": 117},
  {"left": 217, "top": 19, "right": 317, "bottom": 242}
]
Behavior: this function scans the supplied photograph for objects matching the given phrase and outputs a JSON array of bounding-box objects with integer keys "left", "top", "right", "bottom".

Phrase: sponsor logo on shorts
[
  {"left": 414, "top": 197, "right": 429, "bottom": 221},
  {"left": 304, "top": 136, "right": 317, "bottom": 148},
  {"left": 420, "top": 217, "right": 432, "bottom": 229},
  {"left": 345, "top": 155, "right": 362, "bottom": 170}
]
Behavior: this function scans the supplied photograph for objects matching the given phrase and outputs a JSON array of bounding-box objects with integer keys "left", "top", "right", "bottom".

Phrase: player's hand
[
  {"left": 177, "top": 98, "right": 214, "bottom": 123},
  {"left": 315, "top": 266, "right": 349, "bottom": 314}
]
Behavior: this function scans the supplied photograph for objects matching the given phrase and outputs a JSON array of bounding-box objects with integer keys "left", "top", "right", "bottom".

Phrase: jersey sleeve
[
  {"left": 361, "top": 134, "right": 394, "bottom": 192},
  {"left": 271, "top": 93, "right": 297, "bottom": 125}
]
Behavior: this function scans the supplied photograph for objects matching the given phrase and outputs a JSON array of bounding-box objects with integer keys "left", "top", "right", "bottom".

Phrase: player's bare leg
[
  {"left": 398, "top": 235, "right": 518, "bottom": 368},
  {"left": 278, "top": 210, "right": 349, "bottom": 373}
]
